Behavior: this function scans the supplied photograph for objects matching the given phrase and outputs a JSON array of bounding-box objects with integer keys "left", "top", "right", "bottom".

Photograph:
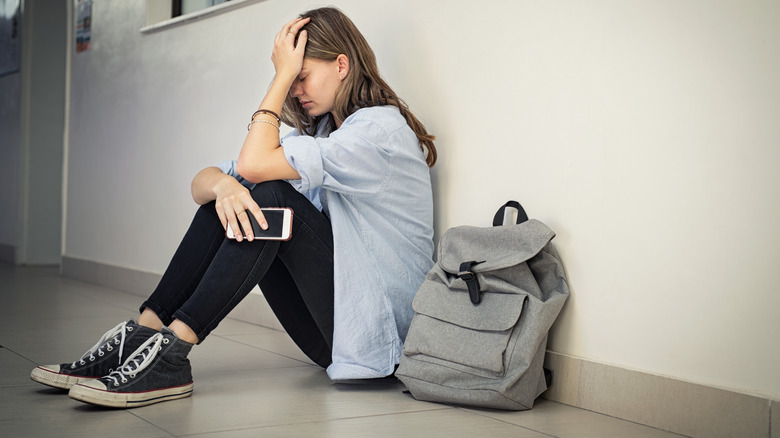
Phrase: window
[
  {"left": 0, "top": 0, "right": 21, "bottom": 75},
  {"left": 172, "top": 0, "right": 231, "bottom": 18},
  {"left": 144, "top": 0, "right": 258, "bottom": 32}
]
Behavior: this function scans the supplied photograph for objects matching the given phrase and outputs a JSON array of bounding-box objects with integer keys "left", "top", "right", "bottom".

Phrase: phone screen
[
  {"left": 227, "top": 208, "right": 292, "bottom": 240},
  {"left": 240, "top": 209, "right": 284, "bottom": 238}
]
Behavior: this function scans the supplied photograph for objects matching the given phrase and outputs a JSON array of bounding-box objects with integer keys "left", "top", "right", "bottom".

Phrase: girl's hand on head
[{"left": 272, "top": 17, "right": 310, "bottom": 82}]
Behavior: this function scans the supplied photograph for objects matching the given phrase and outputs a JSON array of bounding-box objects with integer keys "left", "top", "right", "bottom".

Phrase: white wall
[{"left": 64, "top": 0, "right": 780, "bottom": 400}]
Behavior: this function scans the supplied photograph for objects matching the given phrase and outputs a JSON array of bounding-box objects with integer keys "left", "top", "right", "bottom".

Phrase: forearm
[
  {"left": 258, "top": 76, "right": 292, "bottom": 122},
  {"left": 235, "top": 76, "right": 299, "bottom": 183}
]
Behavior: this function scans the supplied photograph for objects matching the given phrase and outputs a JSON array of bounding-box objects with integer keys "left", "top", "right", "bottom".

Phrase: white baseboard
[{"left": 543, "top": 351, "right": 776, "bottom": 438}]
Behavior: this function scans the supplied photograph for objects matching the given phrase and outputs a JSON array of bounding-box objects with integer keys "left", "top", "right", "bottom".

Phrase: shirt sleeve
[
  {"left": 281, "top": 115, "right": 393, "bottom": 197},
  {"left": 216, "top": 156, "right": 323, "bottom": 211}
]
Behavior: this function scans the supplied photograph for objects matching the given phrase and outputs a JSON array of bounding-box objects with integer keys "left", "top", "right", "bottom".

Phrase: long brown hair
[{"left": 281, "top": 7, "right": 437, "bottom": 167}]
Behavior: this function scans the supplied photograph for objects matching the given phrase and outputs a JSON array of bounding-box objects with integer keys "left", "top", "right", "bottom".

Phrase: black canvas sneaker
[
  {"left": 30, "top": 319, "right": 159, "bottom": 390},
  {"left": 68, "top": 328, "right": 194, "bottom": 408}
]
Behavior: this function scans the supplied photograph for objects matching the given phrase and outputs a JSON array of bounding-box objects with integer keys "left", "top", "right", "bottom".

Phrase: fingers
[
  {"left": 272, "top": 17, "right": 310, "bottom": 80},
  {"left": 235, "top": 210, "right": 253, "bottom": 242},
  {"left": 214, "top": 203, "right": 249, "bottom": 243},
  {"left": 283, "top": 17, "right": 310, "bottom": 39},
  {"left": 216, "top": 204, "right": 242, "bottom": 241},
  {"left": 216, "top": 198, "right": 268, "bottom": 242},
  {"left": 246, "top": 206, "right": 268, "bottom": 233},
  {"left": 275, "top": 17, "right": 309, "bottom": 44},
  {"left": 221, "top": 206, "right": 245, "bottom": 242},
  {"left": 232, "top": 206, "right": 269, "bottom": 242},
  {"left": 294, "top": 28, "right": 308, "bottom": 53}
]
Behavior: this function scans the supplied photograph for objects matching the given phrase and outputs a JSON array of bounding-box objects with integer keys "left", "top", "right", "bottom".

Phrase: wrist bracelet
[
  {"left": 251, "top": 109, "right": 281, "bottom": 124},
  {"left": 247, "top": 118, "right": 281, "bottom": 131}
]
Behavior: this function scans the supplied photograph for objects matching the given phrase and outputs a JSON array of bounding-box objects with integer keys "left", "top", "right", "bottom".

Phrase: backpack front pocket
[{"left": 405, "top": 280, "right": 528, "bottom": 374}]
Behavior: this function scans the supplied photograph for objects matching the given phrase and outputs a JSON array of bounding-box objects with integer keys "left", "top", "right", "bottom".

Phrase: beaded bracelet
[{"left": 247, "top": 118, "right": 280, "bottom": 131}]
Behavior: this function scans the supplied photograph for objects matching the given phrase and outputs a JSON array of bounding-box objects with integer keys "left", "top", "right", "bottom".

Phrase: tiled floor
[{"left": 0, "top": 264, "right": 687, "bottom": 437}]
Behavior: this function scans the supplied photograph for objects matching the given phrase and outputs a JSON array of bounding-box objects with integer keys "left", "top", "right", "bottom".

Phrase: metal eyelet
[
  {"left": 98, "top": 351, "right": 104, "bottom": 357},
  {"left": 80, "top": 360, "right": 86, "bottom": 365},
  {"left": 127, "top": 327, "right": 133, "bottom": 331},
  {"left": 107, "top": 345, "right": 113, "bottom": 351},
  {"left": 121, "top": 378, "right": 128, "bottom": 383},
  {"left": 114, "top": 339, "right": 120, "bottom": 345},
  {"left": 163, "top": 338, "right": 170, "bottom": 344}
]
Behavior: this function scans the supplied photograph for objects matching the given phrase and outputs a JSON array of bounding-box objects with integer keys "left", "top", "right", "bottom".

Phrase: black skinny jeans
[{"left": 140, "top": 181, "right": 334, "bottom": 368}]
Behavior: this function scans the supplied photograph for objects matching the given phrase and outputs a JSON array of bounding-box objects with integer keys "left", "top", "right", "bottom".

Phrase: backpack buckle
[{"left": 457, "top": 261, "right": 485, "bottom": 305}]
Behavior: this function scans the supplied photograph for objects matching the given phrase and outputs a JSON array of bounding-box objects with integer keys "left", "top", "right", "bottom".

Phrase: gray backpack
[{"left": 396, "top": 201, "right": 569, "bottom": 410}]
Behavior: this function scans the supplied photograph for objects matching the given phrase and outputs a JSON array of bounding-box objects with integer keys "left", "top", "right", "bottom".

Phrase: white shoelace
[
  {"left": 71, "top": 321, "right": 133, "bottom": 368},
  {"left": 105, "top": 333, "right": 169, "bottom": 387}
]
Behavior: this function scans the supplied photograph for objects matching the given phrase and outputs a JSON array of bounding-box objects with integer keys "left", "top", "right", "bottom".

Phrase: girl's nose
[{"left": 290, "top": 80, "right": 302, "bottom": 98}]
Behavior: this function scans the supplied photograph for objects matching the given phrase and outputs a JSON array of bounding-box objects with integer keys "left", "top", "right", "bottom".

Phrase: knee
[{"left": 250, "top": 180, "right": 296, "bottom": 206}]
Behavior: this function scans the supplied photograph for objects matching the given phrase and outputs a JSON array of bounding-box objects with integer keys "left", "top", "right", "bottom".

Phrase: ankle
[
  {"left": 168, "top": 320, "right": 199, "bottom": 344},
  {"left": 137, "top": 308, "right": 164, "bottom": 331}
]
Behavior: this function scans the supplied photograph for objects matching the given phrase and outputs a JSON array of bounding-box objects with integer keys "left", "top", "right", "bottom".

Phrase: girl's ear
[{"left": 337, "top": 54, "right": 350, "bottom": 80}]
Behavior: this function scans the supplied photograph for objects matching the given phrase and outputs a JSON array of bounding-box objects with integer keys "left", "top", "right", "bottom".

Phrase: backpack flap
[
  {"left": 437, "top": 219, "right": 556, "bottom": 302},
  {"left": 439, "top": 220, "right": 555, "bottom": 273}
]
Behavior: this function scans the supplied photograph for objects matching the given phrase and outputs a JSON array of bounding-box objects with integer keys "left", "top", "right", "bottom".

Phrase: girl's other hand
[
  {"left": 213, "top": 177, "right": 266, "bottom": 242},
  {"left": 271, "top": 17, "right": 310, "bottom": 82}
]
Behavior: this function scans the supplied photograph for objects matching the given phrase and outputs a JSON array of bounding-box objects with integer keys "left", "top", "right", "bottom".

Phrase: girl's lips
[{"left": 301, "top": 101, "right": 312, "bottom": 108}]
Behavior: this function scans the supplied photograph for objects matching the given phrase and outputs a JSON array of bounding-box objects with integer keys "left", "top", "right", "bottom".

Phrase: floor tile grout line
[
  {"left": 174, "top": 406, "right": 456, "bottom": 437},
  {"left": 1, "top": 342, "right": 42, "bottom": 368},
  {"left": 453, "top": 406, "right": 560, "bottom": 438},
  {"left": 208, "top": 333, "right": 316, "bottom": 367},
  {"left": 456, "top": 400, "right": 692, "bottom": 438},
  {"left": 537, "top": 401, "right": 693, "bottom": 438},
  {"left": 128, "top": 410, "right": 178, "bottom": 438}
]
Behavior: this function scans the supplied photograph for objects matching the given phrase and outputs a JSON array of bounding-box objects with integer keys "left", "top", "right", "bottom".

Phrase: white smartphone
[{"left": 226, "top": 208, "right": 293, "bottom": 241}]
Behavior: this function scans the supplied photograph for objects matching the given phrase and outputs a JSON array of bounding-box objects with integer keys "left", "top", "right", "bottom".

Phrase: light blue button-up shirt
[{"left": 218, "top": 106, "right": 434, "bottom": 379}]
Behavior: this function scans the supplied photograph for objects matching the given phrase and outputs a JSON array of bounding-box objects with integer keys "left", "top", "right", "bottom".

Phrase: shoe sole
[
  {"left": 68, "top": 382, "right": 194, "bottom": 408},
  {"left": 30, "top": 366, "right": 94, "bottom": 390}
]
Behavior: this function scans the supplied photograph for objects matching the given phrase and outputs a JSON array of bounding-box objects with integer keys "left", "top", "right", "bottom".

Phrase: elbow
[
  {"left": 190, "top": 181, "right": 202, "bottom": 204},
  {"left": 236, "top": 148, "right": 297, "bottom": 183},
  {"left": 235, "top": 159, "right": 265, "bottom": 185}
]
